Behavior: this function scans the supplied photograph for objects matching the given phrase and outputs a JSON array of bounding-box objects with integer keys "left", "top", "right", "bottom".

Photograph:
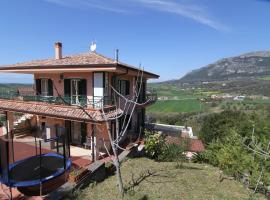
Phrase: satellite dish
[{"left": 90, "top": 41, "right": 97, "bottom": 52}]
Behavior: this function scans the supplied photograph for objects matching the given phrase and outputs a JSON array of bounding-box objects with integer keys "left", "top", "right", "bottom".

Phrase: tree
[{"left": 53, "top": 69, "right": 152, "bottom": 196}]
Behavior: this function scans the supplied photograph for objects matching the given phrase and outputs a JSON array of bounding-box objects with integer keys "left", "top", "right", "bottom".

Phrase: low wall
[{"left": 146, "top": 123, "right": 194, "bottom": 138}]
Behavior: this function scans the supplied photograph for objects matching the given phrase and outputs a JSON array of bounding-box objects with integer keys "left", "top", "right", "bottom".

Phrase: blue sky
[{"left": 0, "top": 0, "right": 270, "bottom": 83}]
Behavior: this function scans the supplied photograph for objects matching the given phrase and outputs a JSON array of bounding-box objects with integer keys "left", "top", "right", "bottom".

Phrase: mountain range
[{"left": 174, "top": 51, "right": 270, "bottom": 83}]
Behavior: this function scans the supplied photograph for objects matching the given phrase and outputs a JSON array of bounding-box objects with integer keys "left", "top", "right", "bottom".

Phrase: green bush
[
  {"left": 158, "top": 143, "right": 187, "bottom": 168},
  {"left": 144, "top": 130, "right": 188, "bottom": 168},
  {"left": 144, "top": 130, "right": 166, "bottom": 159}
]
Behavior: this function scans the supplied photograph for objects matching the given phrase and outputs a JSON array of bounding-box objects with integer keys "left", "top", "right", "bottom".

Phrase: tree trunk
[{"left": 105, "top": 120, "right": 124, "bottom": 196}]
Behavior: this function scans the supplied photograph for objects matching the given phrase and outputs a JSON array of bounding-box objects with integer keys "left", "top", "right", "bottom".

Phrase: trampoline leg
[
  {"left": 9, "top": 187, "right": 12, "bottom": 200},
  {"left": 40, "top": 182, "right": 42, "bottom": 197}
]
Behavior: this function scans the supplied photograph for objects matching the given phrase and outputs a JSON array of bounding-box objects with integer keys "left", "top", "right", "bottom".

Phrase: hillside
[
  {"left": 176, "top": 51, "right": 270, "bottom": 83},
  {"left": 69, "top": 158, "right": 266, "bottom": 200}
]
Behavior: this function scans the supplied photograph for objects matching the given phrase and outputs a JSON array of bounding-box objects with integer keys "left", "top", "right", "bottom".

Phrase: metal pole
[
  {"left": 62, "top": 135, "right": 66, "bottom": 170},
  {"left": 6, "top": 141, "right": 12, "bottom": 200},
  {"left": 56, "top": 139, "right": 59, "bottom": 154},
  {"left": 9, "top": 186, "right": 13, "bottom": 200},
  {"left": 35, "top": 132, "right": 37, "bottom": 156},
  {"left": 11, "top": 132, "right": 14, "bottom": 163},
  {"left": 39, "top": 140, "right": 42, "bottom": 197}
]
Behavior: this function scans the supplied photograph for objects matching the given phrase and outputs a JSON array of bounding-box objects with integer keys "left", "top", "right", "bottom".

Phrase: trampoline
[
  {"left": 0, "top": 126, "right": 72, "bottom": 197},
  {"left": 7, "top": 152, "right": 71, "bottom": 187}
]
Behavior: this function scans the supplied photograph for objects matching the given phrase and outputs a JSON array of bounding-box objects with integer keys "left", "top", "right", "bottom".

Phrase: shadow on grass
[
  {"left": 125, "top": 168, "right": 179, "bottom": 193},
  {"left": 178, "top": 164, "right": 203, "bottom": 171}
]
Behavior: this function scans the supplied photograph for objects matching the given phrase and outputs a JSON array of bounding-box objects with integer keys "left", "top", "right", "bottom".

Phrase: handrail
[{"left": 0, "top": 91, "right": 113, "bottom": 108}]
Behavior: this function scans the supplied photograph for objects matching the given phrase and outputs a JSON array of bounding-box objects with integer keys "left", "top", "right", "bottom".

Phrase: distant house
[
  {"left": 233, "top": 95, "right": 246, "bottom": 101},
  {"left": 17, "top": 87, "right": 35, "bottom": 96},
  {"left": 147, "top": 123, "right": 194, "bottom": 138}
]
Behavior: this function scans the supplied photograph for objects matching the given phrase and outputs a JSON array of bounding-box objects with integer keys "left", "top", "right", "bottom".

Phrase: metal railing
[
  {"left": 0, "top": 88, "right": 155, "bottom": 107},
  {"left": 0, "top": 90, "right": 113, "bottom": 108}
]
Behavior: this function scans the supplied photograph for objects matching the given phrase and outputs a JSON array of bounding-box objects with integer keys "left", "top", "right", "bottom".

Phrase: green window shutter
[
  {"left": 64, "top": 79, "right": 71, "bottom": 97},
  {"left": 125, "top": 80, "right": 130, "bottom": 95},
  {"left": 78, "top": 79, "right": 87, "bottom": 96},
  {"left": 48, "top": 79, "right": 53, "bottom": 96},
  {"left": 35, "top": 79, "right": 41, "bottom": 95}
]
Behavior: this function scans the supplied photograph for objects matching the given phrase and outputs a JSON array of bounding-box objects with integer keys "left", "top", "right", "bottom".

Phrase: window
[
  {"left": 71, "top": 79, "right": 79, "bottom": 104},
  {"left": 118, "top": 80, "right": 130, "bottom": 96},
  {"left": 65, "top": 79, "right": 87, "bottom": 105},
  {"left": 41, "top": 79, "right": 48, "bottom": 96},
  {"left": 104, "top": 72, "right": 109, "bottom": 96},
  {"left": 36, "top": 78, "right": 53, "bottom": 96}
]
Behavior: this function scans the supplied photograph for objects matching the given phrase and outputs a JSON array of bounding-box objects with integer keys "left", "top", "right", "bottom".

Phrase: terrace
[{"left": 0, "top": 87, "right": 157, "bottom": 109}]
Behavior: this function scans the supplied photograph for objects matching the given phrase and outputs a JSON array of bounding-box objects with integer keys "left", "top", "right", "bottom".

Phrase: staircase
[{"left": 13, "top": 114, "right": 34, "bottom": 139}]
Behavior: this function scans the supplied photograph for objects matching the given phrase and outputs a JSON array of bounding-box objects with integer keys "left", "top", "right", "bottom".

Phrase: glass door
[{"left": 71, "top": 79, "right": 80, "bottom": 105}]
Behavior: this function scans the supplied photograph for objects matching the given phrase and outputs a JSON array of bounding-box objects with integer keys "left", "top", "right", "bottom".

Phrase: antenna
[{"left": 90, "top": 41, "right": 97, "bottom": 52}]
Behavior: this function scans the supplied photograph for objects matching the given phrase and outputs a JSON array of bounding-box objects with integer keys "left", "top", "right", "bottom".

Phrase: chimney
[
  {"left": 115, "top": 49, "right": 119, "bottom": 63},
  {"left": 55, "top": 42, "right": 62, "bottom": 59}
]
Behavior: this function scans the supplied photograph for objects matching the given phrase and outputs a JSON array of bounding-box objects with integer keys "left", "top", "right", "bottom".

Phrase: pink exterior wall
[
  {"left": 33, "top": 72, "right": 144, "bottom": 154},
  {"left": 34, "top": 72, "right": 93, "bottom": 98}
]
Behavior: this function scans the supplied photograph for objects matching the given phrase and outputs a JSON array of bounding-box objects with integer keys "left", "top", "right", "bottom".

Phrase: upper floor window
[
  {"left": 35, "top": 78, "right": 53, "bottom": 96},
  {"left": 118, "top": 80, "right": 130, "bottom": 96},
  {"left": 104, "top": 72, "right": 109, "bottom": 96},
  {"left": 41, "top": 79, "right": 48, "bottom": 96},
  {"left": 64, "top": 78, "right": 87, "bottom": 105}
]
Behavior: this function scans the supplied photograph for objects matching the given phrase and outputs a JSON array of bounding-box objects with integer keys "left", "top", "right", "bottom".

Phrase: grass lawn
[
  {"left": 147, "top": 99, "right": 206, "bottom": 113},
  {"left": 71, "top": 158, "right": 266, "bottom": 200}
]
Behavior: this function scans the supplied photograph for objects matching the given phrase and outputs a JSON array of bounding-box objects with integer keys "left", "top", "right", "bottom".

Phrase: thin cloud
[
  {"left": 44, "top": 0, "right": 229, "bottom": 32},
  {"left": 136, "top": 0, "right": 229, "bottom": 32},
  {"left": 44, "top": 0, "right": 130, "bottom": 14}
]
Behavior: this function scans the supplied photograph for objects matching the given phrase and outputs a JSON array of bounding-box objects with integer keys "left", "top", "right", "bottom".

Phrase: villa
[{"left": 0, "top": 42, "right": 159, "bottom": 164}]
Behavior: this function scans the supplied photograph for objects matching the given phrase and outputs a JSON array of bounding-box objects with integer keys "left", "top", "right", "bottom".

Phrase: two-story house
[{"left": 0, "top": 42, "right": 159, "bottom": 160}]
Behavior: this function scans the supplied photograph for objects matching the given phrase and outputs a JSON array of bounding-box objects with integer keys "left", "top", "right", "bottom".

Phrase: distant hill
[{"left": 175, "top": 51, "right": 270, "bottom": 83}]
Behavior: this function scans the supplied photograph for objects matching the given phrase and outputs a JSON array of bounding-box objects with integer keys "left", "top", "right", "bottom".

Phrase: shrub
[
  {"left": 158, "top": 143, "right": 186, "bottom": 168},
  {"left": 144, "top": 130, "right": 166, "bottom": 159}
]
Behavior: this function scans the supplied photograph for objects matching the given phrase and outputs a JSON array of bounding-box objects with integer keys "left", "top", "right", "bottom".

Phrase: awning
[{"left": 0, "top": 99, "right": 122, "bottom": 123}]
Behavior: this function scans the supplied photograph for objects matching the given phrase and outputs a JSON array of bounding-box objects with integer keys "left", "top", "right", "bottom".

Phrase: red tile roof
[
  {"left": 0, "top": 52, "right": 159, "bottom": 78},
  {"left": 17, "top": 87, "right": 35, "bottom": 96},
  {"left": 0, "top": 99, "right": 122, "bottom": 123},
  {"left": 3, "top": 52, "right": 114, "bottom": 68},
  {"left": 166, "top": 136, "right": 205, "bottom": 153}
]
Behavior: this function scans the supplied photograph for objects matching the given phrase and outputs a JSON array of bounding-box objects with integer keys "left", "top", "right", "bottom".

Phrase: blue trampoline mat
[{"left": 0, "top": 152, "right": 71, "bottom": 187}]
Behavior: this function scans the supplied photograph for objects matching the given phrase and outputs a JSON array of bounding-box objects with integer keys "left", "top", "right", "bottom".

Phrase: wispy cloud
[
  {"left": 136, "top": 0, "right": 229, "bottom": 32},
  {"left": 44, "top": 0, "right": 130, "bottom": 14},
  {"left": 44, "top": 0, "right": 229, "bottom": 32}
]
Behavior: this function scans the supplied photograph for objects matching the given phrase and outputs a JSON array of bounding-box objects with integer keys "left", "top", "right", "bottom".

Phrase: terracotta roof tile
[
  {"left": 0, "top": 52, "right": 159, "bottom": 78},
  {"left": 0, "top": 99, "right": 122, "bottom": 123},
  {"left": 2, "top": 52, "right": 115, "bottom": 68},
  {"left": 166, "top": 136, "right": 205, "bottom": 153}
]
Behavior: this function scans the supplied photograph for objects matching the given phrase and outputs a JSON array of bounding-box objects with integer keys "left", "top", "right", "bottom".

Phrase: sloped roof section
[
  {"left": 0, "top": 52, "right": 159, "bottom": 78},
  {"left": 2, "top": 52, "right": 115, "bottom": 68},
  {"left": 0, "top": 99, "right": 122, "bottom": 123}
]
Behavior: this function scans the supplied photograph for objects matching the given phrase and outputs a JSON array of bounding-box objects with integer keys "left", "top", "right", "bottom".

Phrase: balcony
[
  {"left": 0, "top": 90, "right": 113, "bottom": 109},
  {"left": 0, "top": 88, "right": 157, "bottom": 111}
]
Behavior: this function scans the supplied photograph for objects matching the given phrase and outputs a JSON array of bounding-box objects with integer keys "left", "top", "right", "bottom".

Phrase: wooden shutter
[
  {"left": 78, "top": 79, "right": 87, "bottom": 96},
  {"left": 35, "top": 79, "right": 41, "bottom": 95},
  {"left": 48, "top": 79, "right": 53, "bottom": 96},
  {"left": 125, "top": 80, "right": 130, "bottom": 95},
  {"left": 64, "top": 79, "right": 71, "bottom": 97}
]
